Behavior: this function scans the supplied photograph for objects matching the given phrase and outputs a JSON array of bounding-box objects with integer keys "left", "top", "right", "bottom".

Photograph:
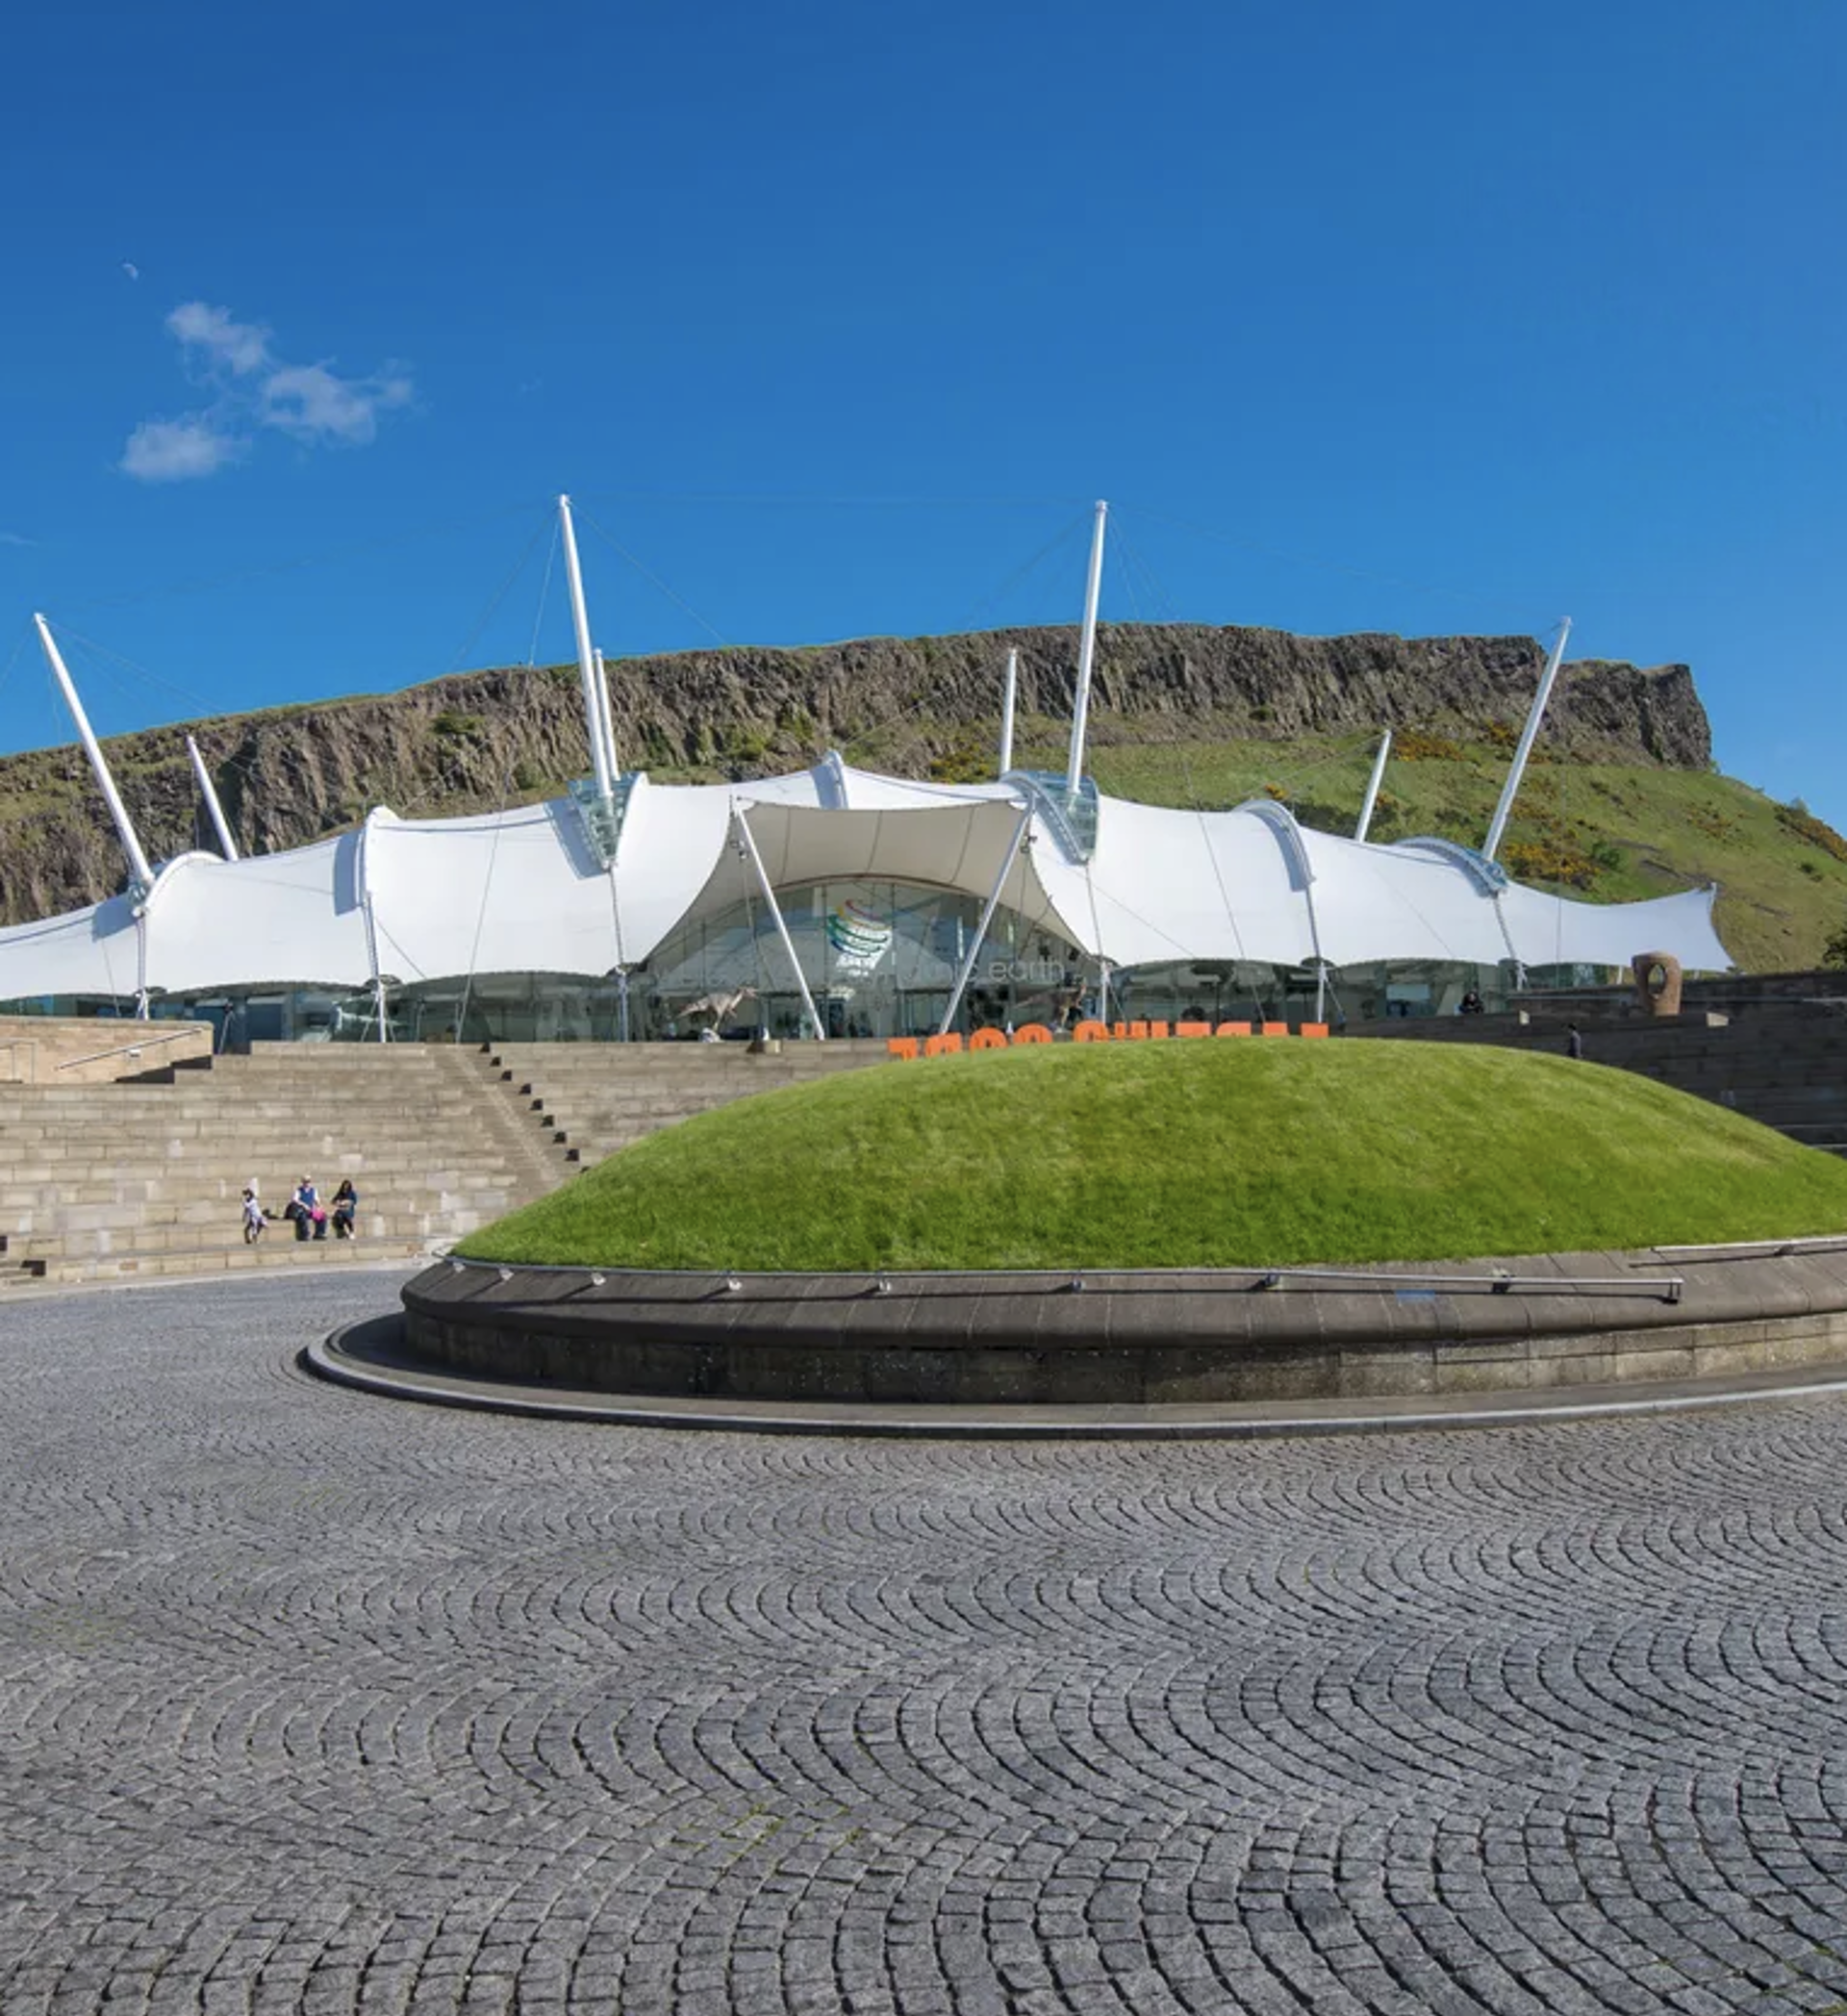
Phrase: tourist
[
  {"left": 1568, "top": 1024, "right": 1584, "bottom": 1060},
  {"left": 330, "top": 1179, "right": 359, "bottom": 1240},
  {"left": 240, "top": 1187, "right": 266, "bottom": 1245},
  {"left": 1458, "top": 989, "right": 1484, "bottom": 1016},
  {"left": 291, "top": 1174, "right": 324, "bottom": 1242}
]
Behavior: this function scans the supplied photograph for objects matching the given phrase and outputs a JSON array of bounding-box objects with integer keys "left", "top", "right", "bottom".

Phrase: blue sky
[{"left": 3, "top": 0, "right": 1843, "bottom": 823}]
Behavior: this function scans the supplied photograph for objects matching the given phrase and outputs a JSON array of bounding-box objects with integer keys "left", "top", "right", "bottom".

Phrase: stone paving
[{"left": 5, "top": 1273, "right": 1847, "bottom": 2015}]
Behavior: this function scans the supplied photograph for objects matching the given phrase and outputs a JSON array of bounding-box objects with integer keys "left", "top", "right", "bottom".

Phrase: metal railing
[
  {"left": 434, "top": 1251, "right": 1685, "bottom": 1304},
  {"left": 1653, "top": 1234, "right": 1847, "bottom": 1262},
  {"left": 53, "top": 1027, "right": 208, "bottom": 1074}
]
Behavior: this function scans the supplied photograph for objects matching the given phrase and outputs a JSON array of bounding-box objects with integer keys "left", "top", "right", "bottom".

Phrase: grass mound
[{"left": 455, "top": 1042, "right": 1847, "bottom": 1272}]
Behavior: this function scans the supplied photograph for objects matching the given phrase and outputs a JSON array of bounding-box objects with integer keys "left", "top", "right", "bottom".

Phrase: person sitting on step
[
  {"left": 291, "top": 1175, "right": 325, "bottom": 1242},
  {"left": 330, "top": 1179, "right": 359, "bottom": 1241}
]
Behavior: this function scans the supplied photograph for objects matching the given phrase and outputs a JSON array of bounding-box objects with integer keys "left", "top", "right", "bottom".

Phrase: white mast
[
  {"left": 593, "top": 647, "right": 620, "bottom": 781},
  {"left": 557, "top": 494, "right": 615, "bottom": 802},
  {"left": 186, "top": 735, "right": 240, "bottom": 861},
  {"left": 998, "top": 646, "right": 1018, "bottom": 776},
  {"left": 1063, "top": 499, "right": 1108, "bottom": 794},
  {"left": 938, "top": 808, "right": 1032, "bottom": 1036},
  {"left": 1483, "top": 618, "right": 1573, "bottom": 864},
  {"left": 733, "top": 806, "right": 826, "bottom": 1042},
  {"left": 33, "top": 615, "right": 154, "bottom": 892},
  {"left": 1354, "top": 730, "right": 1393, "bottom": 844}
]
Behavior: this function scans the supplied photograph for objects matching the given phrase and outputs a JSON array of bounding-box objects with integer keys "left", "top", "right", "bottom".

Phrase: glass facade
[
  {"left": 639, "top": 879, "right": 1092, "bottom": 1041},
  {"left": 0, "top": 875, "right": 1614, "bottom": 1046}
]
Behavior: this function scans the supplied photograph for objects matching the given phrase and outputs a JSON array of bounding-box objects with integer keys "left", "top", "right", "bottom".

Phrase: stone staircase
[
  {"left": 1349, "top": 1002, "right": 1847, "bottom": 1154},
  {"left": 0, "top": 1044, "right": 565, "bottom": 1286},
  {"left": 480, "top": 1038, "right": 890, "bottom": 1168},
  {"left": 0, "top": 1036, "right": 903, "bottom": 1288}
]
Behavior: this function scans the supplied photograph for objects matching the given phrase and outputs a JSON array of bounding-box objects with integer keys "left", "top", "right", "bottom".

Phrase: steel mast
[
  {"left": 557, "top": 495, "right": 616, "bottom": 803},
  {"left": 1354, "top": 731, "right": 1393, "bottom": 844},
  {"left": 33, "top": 615, "right": 154, "bottom": 892},
  {"left": 1483, "top": 619, "right": 1573, "bottom": 864},
  {"left": 1063, "top": 500, "right": 1108, "bottom": 794},
  {"left": 186, "top": 736, "right": 240, "bottom": 860},
  {"left": 998, "top": 647, "right": 1018, "bottom": 776}
]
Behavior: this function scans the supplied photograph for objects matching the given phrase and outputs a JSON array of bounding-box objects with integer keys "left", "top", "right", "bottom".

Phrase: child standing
[{"left": 240, "top": 1187, "right": 266, "bottom": 1244}]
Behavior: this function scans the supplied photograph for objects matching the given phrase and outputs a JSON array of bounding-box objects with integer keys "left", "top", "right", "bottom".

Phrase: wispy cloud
[
  {"left": 0, "top": 530, "right": 35, "bottom": 547},
  {"left": 120, "top": 301, "right": 416, "bottom": 483},
  {"left": 167, "top": 300, "right": 271, "bottom": 374},
  {"left": 262, "top": 363, "right": 412, "bottom": 444},
  {"left": 121, "top": 415, "right": 245, "bottom": 482}
]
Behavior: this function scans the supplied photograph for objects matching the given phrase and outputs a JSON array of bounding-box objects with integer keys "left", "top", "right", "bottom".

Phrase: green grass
[{"left": 454, "top": 1041, "right": 1847, "bottom": 1272}]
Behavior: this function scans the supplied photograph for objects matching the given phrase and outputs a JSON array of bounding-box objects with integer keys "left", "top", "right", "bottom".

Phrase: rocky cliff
[{"left": 0, "top": 623, "right": 1709, "bottom": 924}]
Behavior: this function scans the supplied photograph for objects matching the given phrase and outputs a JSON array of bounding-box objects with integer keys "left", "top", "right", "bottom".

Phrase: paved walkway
[{"left": 5, "top": 1273, "right": 1847, "bottom": 2015}]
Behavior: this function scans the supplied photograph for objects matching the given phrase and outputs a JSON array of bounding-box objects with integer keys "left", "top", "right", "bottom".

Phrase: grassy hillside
[
  {"left": 455, "top": 1041, "right": 1847, "bottom": 1272},
  {"left": 854, "top": 712, "right": 1843, "bottom": 975}
]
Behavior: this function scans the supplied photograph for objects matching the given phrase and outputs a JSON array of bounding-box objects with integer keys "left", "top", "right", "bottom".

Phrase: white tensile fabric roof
[{"left": 0, "top": 757, "right": 1732, "bottom": 999}]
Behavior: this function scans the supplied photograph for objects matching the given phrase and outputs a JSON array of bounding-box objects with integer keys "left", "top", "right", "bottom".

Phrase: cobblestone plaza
[{"left": 5, "top": 1273, "right": 1847, "bottom": 2015}]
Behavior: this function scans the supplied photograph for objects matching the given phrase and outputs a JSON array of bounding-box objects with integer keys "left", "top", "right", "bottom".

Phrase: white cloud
[
  {"left": 120, "top": 302, "right": 415, "bottom": 482},
  {"left": 166, "top": 301, "right": 271, "bottom": 376},
  {"left": 260, "top": 363, "right": 413, "bottom": 445},
  {"left": 120, "top": 415, "right": 244, "bottom": 482},
  {"left": 120, "top": 261, "right": 139, "bottom": 282}
]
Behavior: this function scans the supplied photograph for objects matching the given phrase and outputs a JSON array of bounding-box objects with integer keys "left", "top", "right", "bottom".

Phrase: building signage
[
  {"left": 886, "top": 1020, "right": 1328, "bottom": 1059},
  {"left": 824, "top": 897, "right": 893, "bottom": 973}
]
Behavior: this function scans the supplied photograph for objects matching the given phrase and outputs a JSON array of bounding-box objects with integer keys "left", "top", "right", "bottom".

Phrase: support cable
[
  {"left": 443, "top": 508, "right": 553, "bottom": 676},
  {"left": 831, "top": 508, "right": 1094, "bottom": 765},
  {"left": 575, "top": 507, "right": 730, "bottom": 647},
  {"left": 526, "top": 520, "right": 560, "bottom": 670}
]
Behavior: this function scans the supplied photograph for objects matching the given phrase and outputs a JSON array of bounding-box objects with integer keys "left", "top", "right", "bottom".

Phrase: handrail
[
  {"left": 433, "top": 1250, "right": 1684, "bottom": 1304},
  {"left": 54, "top": 1027, "right": 206, "bottom": 1073},
  {"left": 1652, "top": 1234, "right": 1847, "bottom": 1261}
]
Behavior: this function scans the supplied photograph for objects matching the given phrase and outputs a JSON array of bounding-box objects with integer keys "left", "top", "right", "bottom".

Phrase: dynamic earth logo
[{"left": 824, "top": 898, "right": 893, "bottom": 971}]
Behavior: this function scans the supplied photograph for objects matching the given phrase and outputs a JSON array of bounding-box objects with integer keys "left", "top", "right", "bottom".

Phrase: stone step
[
  {"left": 0, "top": 1096, "right": 497, "bottom": 1123},
  {"left": 11, "top": 1201, "right": 508, "bottom": 1249},
  {"left": 0, "top": 1037, "right": 579, "bottom": 1283},
  {"left": 6, "top": 1190, "right": 506, "bottom": 1234},
  {"left": 9, "top": 1237, "right": 429, "bottom": 1285}
]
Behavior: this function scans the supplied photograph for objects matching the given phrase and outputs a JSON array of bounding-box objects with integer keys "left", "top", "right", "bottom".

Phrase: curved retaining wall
[{"left": 399, "top": 1244, "right": 1847, "bottom": 1406}]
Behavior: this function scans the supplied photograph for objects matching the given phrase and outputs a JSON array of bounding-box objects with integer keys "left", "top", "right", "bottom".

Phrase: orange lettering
[
  {"left": 1261, "top": 1021, "right": 1288, "bottom": 1038},
  {"left": 1175, "top": 1021, "right": 1212, "bottom": 1039},
  {"left": 1215, "top": 1021, "right": 1252, "bottom": 1037},
  {"left": 1300, "top": 1022, "right": 1329, "bottom": 1039},
  {"left": 1072, "top": 1021, "right": 1110, "bottom": 1044},
  {"left": 924, "top": 1032, "right": 964, "bottom": 1057},
  {"left": 968, "top": 1027, "right": 1008, "bottom": 1051},
  {"left": 1127, "top": 1021, "right": 1149, "bottom": 1041},
  {"left": 1011, "top": 1023, "right": 1052, "bottom": 1046},
  {"left": 886, "top": 1038, "right": 921, "bottom": 1061},
  {"left": 1149, "top": 1021, "right": 1170, "bottom": 1040}
]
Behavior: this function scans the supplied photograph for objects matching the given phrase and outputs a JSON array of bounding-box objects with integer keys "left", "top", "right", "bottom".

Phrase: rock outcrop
[{"left": 0, "top": 623, "right": 1709, "bottom": 925}]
